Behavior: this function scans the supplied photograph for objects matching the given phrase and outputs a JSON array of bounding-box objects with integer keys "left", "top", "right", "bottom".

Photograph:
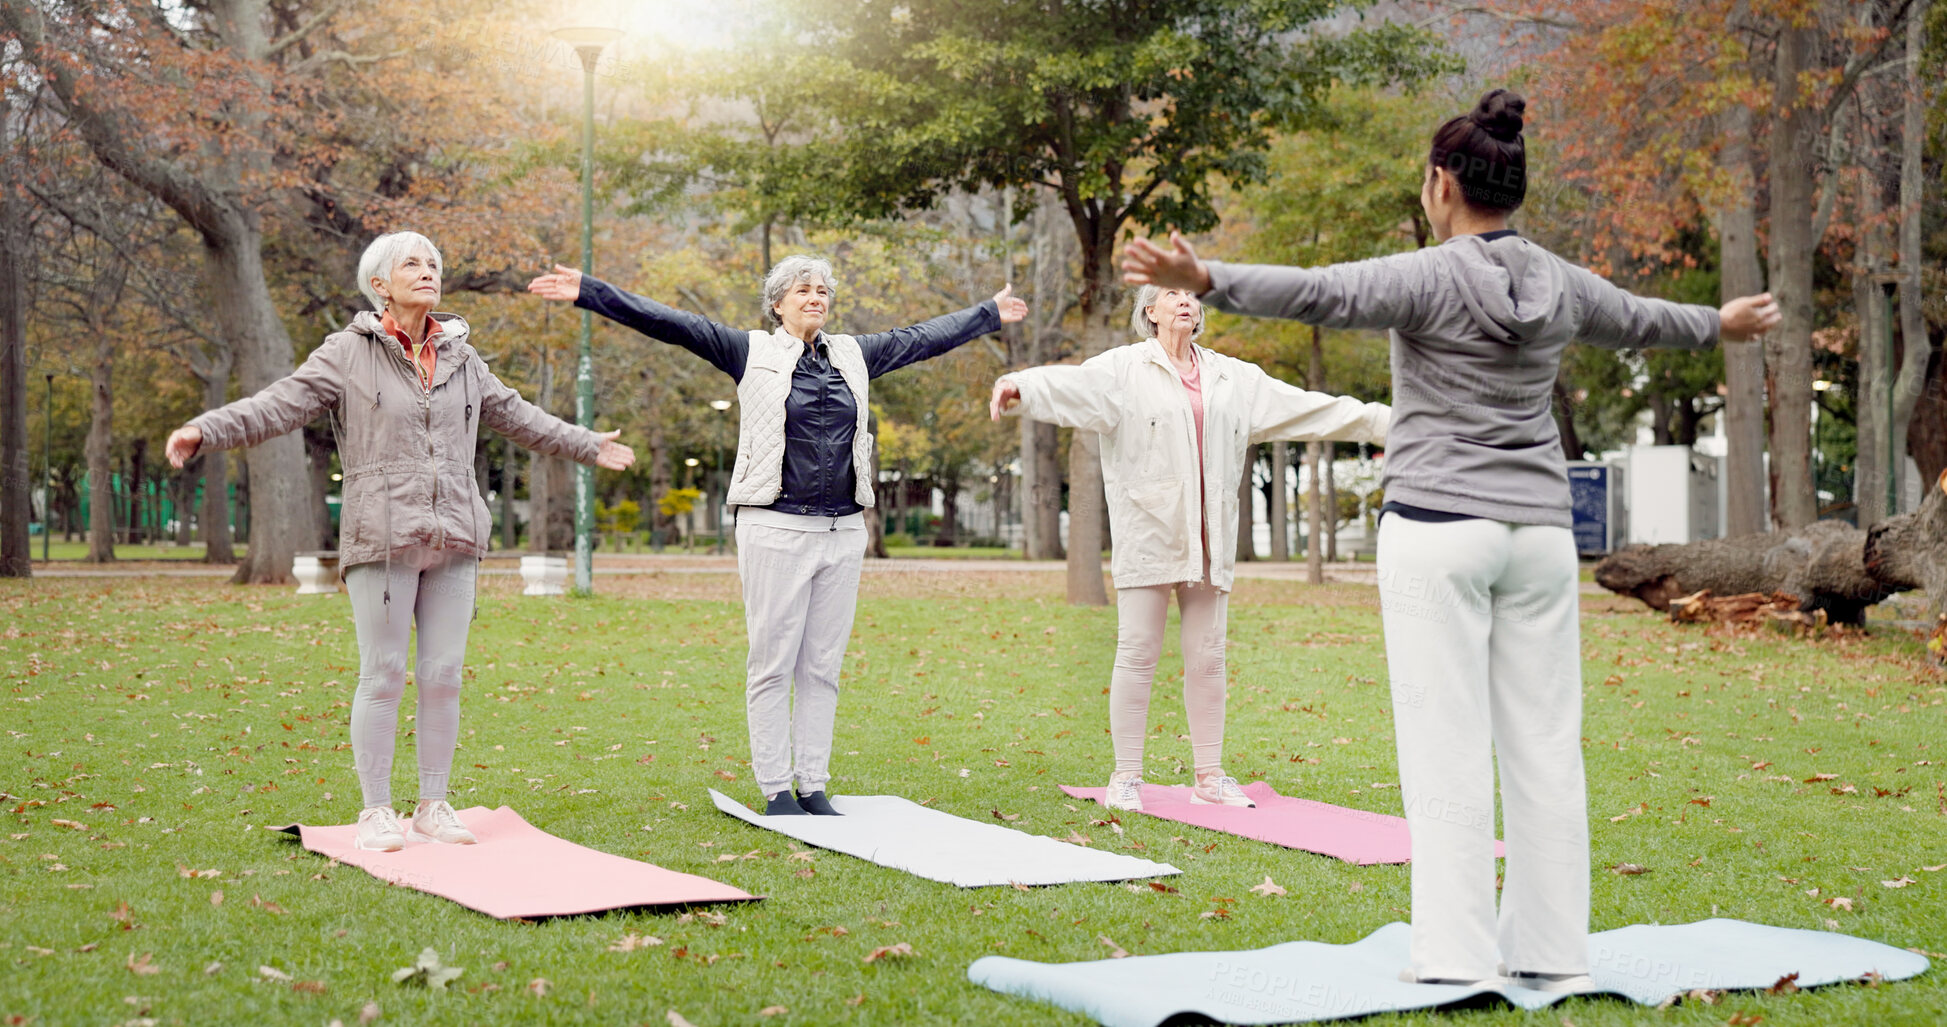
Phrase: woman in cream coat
[{"left": 990, "top": 286, "right": 1387, "bottom": 810}]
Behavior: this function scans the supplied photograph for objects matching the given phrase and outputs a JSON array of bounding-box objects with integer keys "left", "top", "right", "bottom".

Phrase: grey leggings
[{"left": 343, "top": 550, "right": 477, "bottom": 807}]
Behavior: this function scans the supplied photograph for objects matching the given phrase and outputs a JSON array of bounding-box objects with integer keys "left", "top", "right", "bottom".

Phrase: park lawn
[
  {"left": 30, "top": 542, "right": 246, "bottom": 563},
  {"left": 2, "top": 572, "right": 1943, "bottom": 1027},
  {"left": 881, "top": 545, "right": 1020, "bottom": 560}
]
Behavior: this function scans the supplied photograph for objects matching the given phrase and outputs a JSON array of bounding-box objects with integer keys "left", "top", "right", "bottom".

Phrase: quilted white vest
[{"left": 726, "top": 329, "right": 876, "bottom": 509}]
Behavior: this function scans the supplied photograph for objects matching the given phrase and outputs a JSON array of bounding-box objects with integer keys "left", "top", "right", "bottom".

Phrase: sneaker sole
[
  {"left": 1188, "top": 795, "right": 1256, "bottom": 807},
  {"left": 353, "top": 836, "right": 404, "bottom": 852},
  {"left": 405, "top": 829, "right": 475, "bottom": 845}
]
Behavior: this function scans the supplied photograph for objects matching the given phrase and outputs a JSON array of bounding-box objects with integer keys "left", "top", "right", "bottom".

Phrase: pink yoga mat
[
  {"left": 272, "top": 806, "right": 756, "bottom": 918},
  {"left": 1059, "top": 782, "right": 1504, "bottom": 865}
]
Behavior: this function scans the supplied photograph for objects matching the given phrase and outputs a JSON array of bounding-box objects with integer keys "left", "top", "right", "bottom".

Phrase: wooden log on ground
[
  {"left": 1594, "top": 519, "right": 1895, "bottom": 625},
  {"left": 1863, "top": 469, "right": 1947, "bottom": 606}
]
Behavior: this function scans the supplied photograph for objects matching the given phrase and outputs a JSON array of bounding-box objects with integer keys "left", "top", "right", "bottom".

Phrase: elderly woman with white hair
[
  {"left": 165, "top": 231, "right": 636, "bottom": 852},
  {"left": 990, "top": 285, "right": 1388, "bottom": 811},
  {"left": 528, "top": 257, "right": 1026, "bottom": 815}
]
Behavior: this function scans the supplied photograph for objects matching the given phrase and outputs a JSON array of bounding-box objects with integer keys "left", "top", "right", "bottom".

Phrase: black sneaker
[
  {"left": 794, "top": 789, "right": 841, "bottom": 816},
  {"left": 765, "top": 791, "right": 809, "bottom": 816}
]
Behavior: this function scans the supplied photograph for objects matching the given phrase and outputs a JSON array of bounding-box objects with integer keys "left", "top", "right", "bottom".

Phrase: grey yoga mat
[
  {"left": 709, "top": 789, "right": 1180, "bottom": 888},
  {"left": 968, "top": 919, "right": 1929, "bottom": 1025}
]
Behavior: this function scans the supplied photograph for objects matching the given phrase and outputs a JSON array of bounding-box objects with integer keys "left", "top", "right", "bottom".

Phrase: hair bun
[{"left": 1470, "top": 89, "right": 1525, "bottom": 142}]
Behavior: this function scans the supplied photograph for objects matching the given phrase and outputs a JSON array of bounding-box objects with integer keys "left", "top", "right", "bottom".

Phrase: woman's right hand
[
  {"left": 989, "top": 378, "right": 1021, "bottom": 421},
  {"left": 165, "top": 425, "right": 202, "bottom": 468},
  {"left": 527, "top": 264, "right": 584, "bottom": 303},
  {"left": 1719, "top": 292, "right": 1780, "bottom": 341}
]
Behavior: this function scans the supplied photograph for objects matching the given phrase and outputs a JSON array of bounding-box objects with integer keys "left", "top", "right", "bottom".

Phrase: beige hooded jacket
[{"left": 189, "top": 310, "right": 604, "bottom": 570}]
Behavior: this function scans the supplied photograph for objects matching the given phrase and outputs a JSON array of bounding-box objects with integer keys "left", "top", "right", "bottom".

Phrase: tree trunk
[
  {"left": 499, "top": 434, "right": 519, "bottom": 550},
  {"left": 1235, "top": 448, "right": 1254, "bottom": 563},
  {"left": 1268, "top": 441, "right": 1288, "bottom": 561},
  {"left": 1719, "top": 103, "right": 1769, "bottom": 536},
  {"left": 1853, "top": 133, "right": 1891, "bottom": 527},
  {"left": 1890, "top": 0, "right": 1933, "bottom": 515},
  {"left": 1062, "top": 247, "right": 1118, "bottom": 605},
  {"left": 126, "top": 438, "right": 147, "bottom": 544},
  {"left": 1594, "top": 519, "right": 1892, "bottom": 625},
  {"left": 1552, "top": 373, "right": 1585, "bottom": 461},
  {"left": 1863, "top": 467, "right": 1947, "bottom": 607},
  {"left": 1324, "top": 443, "right": 1339, "bottom": 561},
  {"left": 1305, "top": 441, "right": 1324, "bottom": 584},
  {"left": 1763, "top": 23, "right": 1820, "bottom": 529},
  {"left": 0, "top": 136, "right": 26, "bottom": 577},
  {"left": 85, "top": 339, "right": 114, "bottom": 563},
  {"left": 197, "top": 363, "right": 236, "bottom": 562}
]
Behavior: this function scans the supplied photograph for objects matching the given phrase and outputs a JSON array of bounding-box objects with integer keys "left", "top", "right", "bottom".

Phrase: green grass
[
  {"left": 2, "top": 575, "right": 1943, "bottom": 1026},
  {"left": 30, "top": 542, "right": 245, "bottom": 562},
  {"left": 882, "top": 545, "right": 1020, "bottom": 559}
]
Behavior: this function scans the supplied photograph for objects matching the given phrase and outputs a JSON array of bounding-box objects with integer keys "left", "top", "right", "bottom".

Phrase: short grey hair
[
  {"left": 761, "top": 255, "right": 837, "bottom": 327},
  {"left": 1130, "top": 283, "right": 1206, "bottom": 339},
  {"left": 357, "top": 232, "right": 443, "bottom": 311}
]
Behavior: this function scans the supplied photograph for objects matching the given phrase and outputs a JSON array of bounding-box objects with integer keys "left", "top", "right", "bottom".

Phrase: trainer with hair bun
[
  {"left": 1123, "top": 89, "right": 1780, "bottom": 992},
  {"left": 165, "top": 231, "right": 636, "bottom": 854},
  {"left": 528, "top": 258, "right": 1026, "bottom": 816}
]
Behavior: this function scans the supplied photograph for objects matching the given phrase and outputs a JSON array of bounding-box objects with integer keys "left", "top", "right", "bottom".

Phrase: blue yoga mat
[{"left": 968, "top": 919, "right": 1928, "bottom": 1026}]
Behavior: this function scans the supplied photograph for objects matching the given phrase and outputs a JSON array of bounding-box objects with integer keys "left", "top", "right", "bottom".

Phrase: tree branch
[{"left": 264, "top": 0, "right": 351, "bottom": 59}]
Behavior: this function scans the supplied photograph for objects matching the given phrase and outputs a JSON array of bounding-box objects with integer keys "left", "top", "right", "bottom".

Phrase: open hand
[
  {"left": 989, "top": 378, "right": 1021, "bottom": 421},
  {"left": 1121, "top": 230, "right": 1212, "bottom": 293},
  {"left": 527, "top": 264, "right": 584, "bottom": 303},
  {"left": 993, "top": 284, "right": 1028, "bottom": 324},
  {"left": 594, "top": 430, "right": 636, "bottom": 470},
  {"left": 165, "top": 425, "right": 202, "bottom": 468},
  {"left": 1720, "top": 292, "right": 1781, "bottom": 342}
]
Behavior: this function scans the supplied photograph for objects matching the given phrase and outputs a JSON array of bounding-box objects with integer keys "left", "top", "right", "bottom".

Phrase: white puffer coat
[{"left": 1002, "top": 338, "right": 1388, "bottom": 591}]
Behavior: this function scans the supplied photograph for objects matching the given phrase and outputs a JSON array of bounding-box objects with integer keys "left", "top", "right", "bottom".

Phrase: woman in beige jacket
[
  {"left": 166, "top": 232, "right": 635, "bottom": 852},
  {"left": 991, "top": 287, "right": 1387, "bottom": 811}
]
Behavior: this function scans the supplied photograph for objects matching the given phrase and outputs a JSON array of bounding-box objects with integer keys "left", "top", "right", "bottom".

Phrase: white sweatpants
[
  {"left": 1110, "top": 580, "right": 1230, "bottom": 774},
  {"left": 1376, "top": 514, "right": 1588, "bottom": 980},
  {"left": 736, "top": 516, "right": 865, "bottom": 797},
  {"left": 343, "top": 549, "right": 477, "bottom": 808}
]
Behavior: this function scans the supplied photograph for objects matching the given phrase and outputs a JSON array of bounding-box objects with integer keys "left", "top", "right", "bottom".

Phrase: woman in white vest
[
  {"left": 529, "top": 257, "right": 1025, "bottom": 815},
  {"left": 989, "top": 287, "right": 1388, "bottom": 811}
]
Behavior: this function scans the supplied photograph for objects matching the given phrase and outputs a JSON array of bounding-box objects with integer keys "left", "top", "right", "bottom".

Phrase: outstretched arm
[
  {"left": 991, "top": 357, "right": 1122, "bottom": 436},
  {"left": 860, "top": 285, "right": 1027, "bottom": 377},
  {"left": 1246, "top": 367, "right": 1389, "bottom": 447},
  {"left": 1568, "top": 266, "right": 1749, "bottom": 351},
  {"left": 166, "top": 338, "right": 346, "bottom": 467},
  {"left": 477, "top": 368, "right": 634, "bottom": 469},
  {"left": 528, "top": 264, "right": 750, "bottom": 380},
  {"left": 1124, "top": 231, "right": 1435, "bottom": 333}
]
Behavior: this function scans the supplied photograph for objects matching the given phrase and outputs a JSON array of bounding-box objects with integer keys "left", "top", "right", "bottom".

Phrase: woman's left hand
[
  {"left": 594, "top": 430, "right": 636, "bottom": 470},
  {"left": 993, "top": 284, "right": 1028, "bottom": 324}
]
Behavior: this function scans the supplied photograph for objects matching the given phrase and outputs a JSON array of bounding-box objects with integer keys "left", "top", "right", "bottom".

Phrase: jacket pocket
[{"left": 1113, "top": 479, "right": 1187, "bottom": 566}]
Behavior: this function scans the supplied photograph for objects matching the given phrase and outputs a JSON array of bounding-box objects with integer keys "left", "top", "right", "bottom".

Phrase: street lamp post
[
  {"left": 553, "top": 24, "right": 622, "bottom": 596},
  {"left": 710, "top": 398, "right": 732, "bottom": 554}
]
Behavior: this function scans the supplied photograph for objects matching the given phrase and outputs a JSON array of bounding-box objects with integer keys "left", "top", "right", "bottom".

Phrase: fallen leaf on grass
[
  {"left": 528, "top": 978, "right": 549, "bottom": 996},
  {"left": 667, "top": 1013, "right": 699, "bottom": 1027},
  {"left": 1827, "top": 896, "right": 1856, "bottom": 912},
  {"left": 1062, "top": 832, "right": 1092, "bottom": 846},
  {"left": 391, "top": 948, "right": 462, "bottom": 990},
  {"left": 863, "top": 943, "right": 914, "bottom": 964},
  {"left": 358, "top": 1002, "right": 379, "bottom": 1024},
  {"left": 210, "top": 891, "right": 223, "bottom": 907},
  {"left": 1610, "top": 863, "right": 1651, "bottom": 876},
  {"left": 249, "top": 894, "right": 286, "bottom": 915},
  {"left": 258, "top": 965, "right": 291, "bottom": 982},
  {"left": 608, "top": 933, "right": 664, "bottom": 952},
  {"left": 1767, "top": 972, "right": 1800, "bottom": 995},
  {"left": 109, "top": 901, "right": 133, "bottom": 925},
  {"left": 1804, "top": 773, "right": 1838, "bottom": 783},
  {"left": 292, "top": 980, "right": 327, "bottom": 995},
  {"left": 759, "top": 1006, "right": 788, "bottom": 1016},
  {"left": 1880, "top": 877, "right": 1917, "bottom": 889},
  {"left": 1148, "top": 881, "right": 1178, "bottom": 894},
  {"left": 1250, "top": 877, "right": 1287, "bottom": 897},
  {"left": 1727, "top": 1013, "right": 1765, "bottom": 1025},
  {"left": 846, "top": 994, "right": 865, "bottom": 1006},
  {"left": 126, "top": 952, "right": 159, "bottom": 976},
  {"left": 1098, "top": 936, "right": 1129, "bottom": 958},
  {"left": 1922, "top": 865, "right": 1946, "bottom": 873},
  {"left": 51, "top": 819, "right": 86, "bottom": 831}
]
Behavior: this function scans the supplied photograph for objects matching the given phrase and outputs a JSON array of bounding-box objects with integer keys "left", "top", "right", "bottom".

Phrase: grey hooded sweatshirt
[{"left": 1201, "top": 233, "right": 1719, "bottom": 527}]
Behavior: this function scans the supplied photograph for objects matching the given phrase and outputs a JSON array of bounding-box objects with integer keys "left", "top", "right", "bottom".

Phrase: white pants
[
  {"left": 1110, "top": 580, "right": 1230, "bottom": 774},
  {"left": 343, "top": 549, "right": 477, "bottom": 808},
  {"left": 1377, "top": 515, "right": 1587, "bottom": 979},
  {"left": 736, "top": 516, "right": 865, "bottom": 797}
]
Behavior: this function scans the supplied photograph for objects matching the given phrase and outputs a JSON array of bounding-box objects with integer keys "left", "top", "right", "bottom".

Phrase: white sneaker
[
  {"left": 1398, "top": 968, "right": 1510, "bottom": 988},
  {"left": 1190, "top": 770, "right": 1256, "bottom": 807},
  {"left": 1507, "top": 970, "right": 1599, "bottom": 994},
  {"left": 355, "top": 805, "right": 406, "bottom": 852},
  {"left": 1104, "top": 770, "right": 1145, "bottom": 812},
  {"left": 408, "top": 799, "right": 477, "bottom": 845}
]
